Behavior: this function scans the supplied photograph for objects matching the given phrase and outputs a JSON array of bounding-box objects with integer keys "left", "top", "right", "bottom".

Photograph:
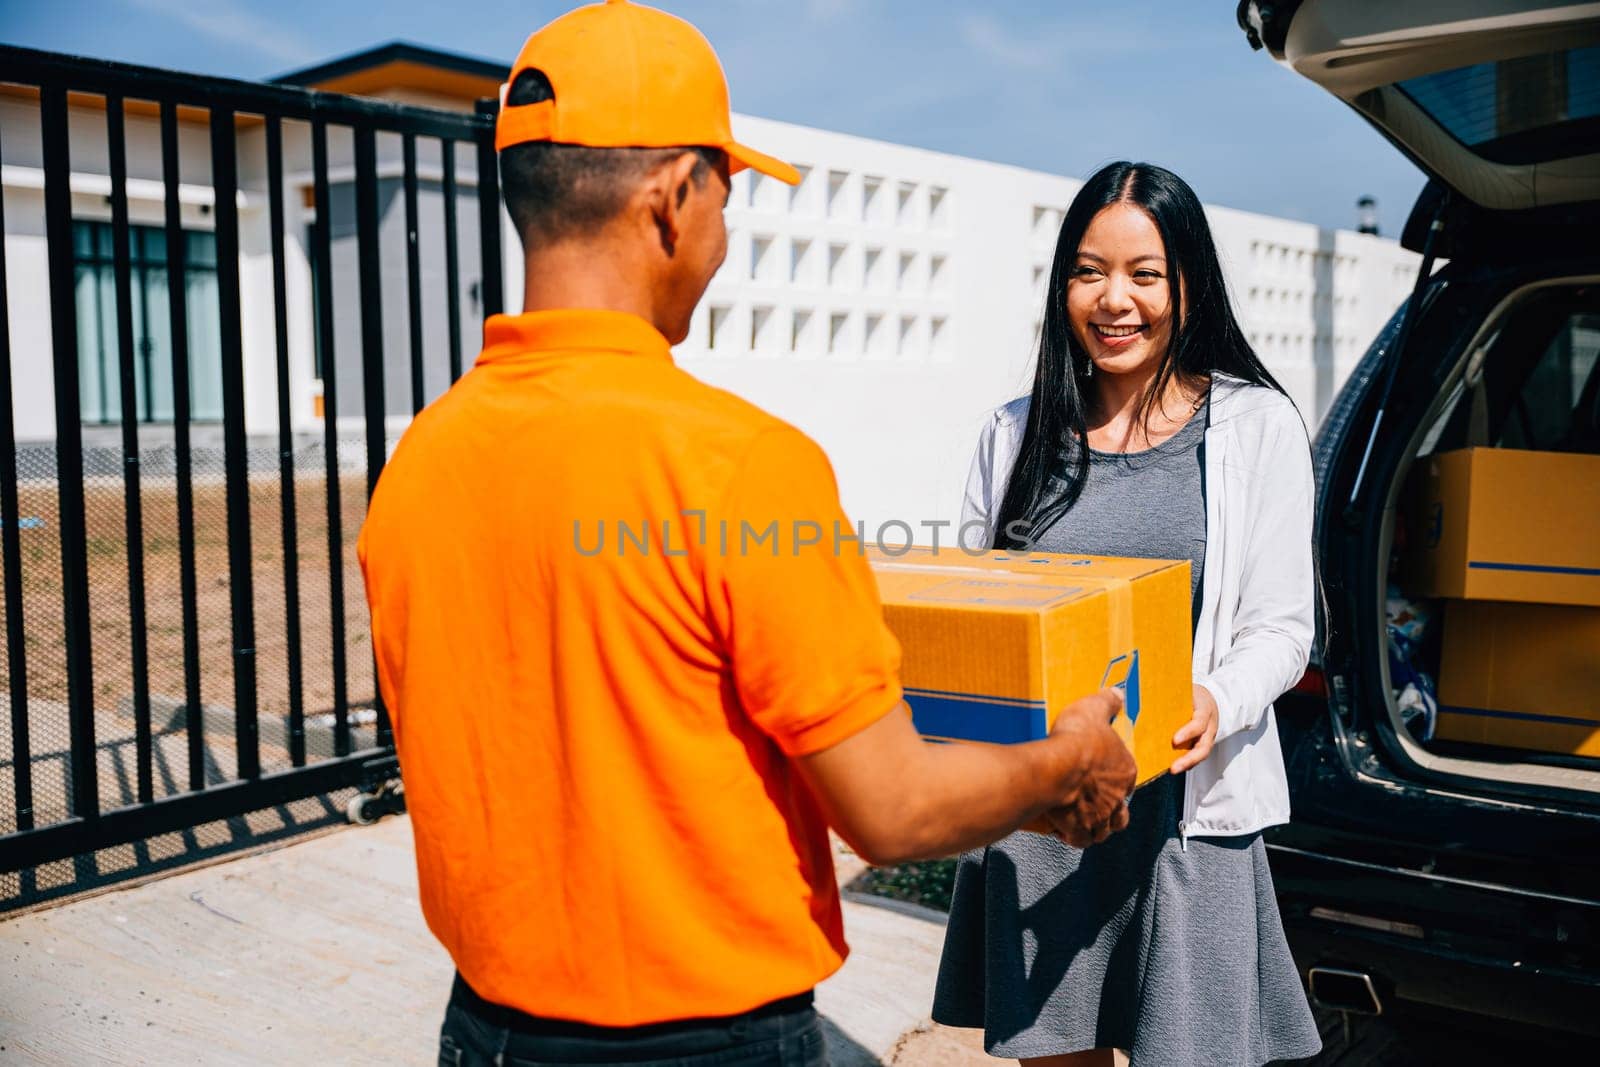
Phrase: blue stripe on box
[
  {"left": 905, "top": 688, "right": 1048, "bottom": 744},
  {"left": 1467, "top": 560, "right": 1600, "bottom": 578},
  {"left": 1440, "top": 704, "right": 1600, "bottom": 729}
]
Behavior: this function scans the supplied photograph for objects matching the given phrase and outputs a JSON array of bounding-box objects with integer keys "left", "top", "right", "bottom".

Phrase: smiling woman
[
  {"left": 993, "top": 161, "right": 1287, "bottom": 539},
  {"left": 934, "top": 162, "right": 1323, "bottom": 1066},
  {"left": 1068, "top": 205, "right": 1175, "bottom": 377}
]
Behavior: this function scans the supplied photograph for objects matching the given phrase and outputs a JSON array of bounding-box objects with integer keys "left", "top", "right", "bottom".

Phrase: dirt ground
[
  {"left": 2, "top": 469, "right": 377, "bottom": 724},
  {"left": 888, "top": 1023, "right": 992, "bottom": 1065}
]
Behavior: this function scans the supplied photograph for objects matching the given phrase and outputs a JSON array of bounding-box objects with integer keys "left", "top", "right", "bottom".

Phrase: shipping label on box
[
  {"left": 1405, "top": 448, "right": 1600, "bottom": 607},
  {"left": 867, "top": 546, "right": 1193, "bottom": 788},
  {"left": 1437, "top": 600, "right": 1600, "bottom": 758}
]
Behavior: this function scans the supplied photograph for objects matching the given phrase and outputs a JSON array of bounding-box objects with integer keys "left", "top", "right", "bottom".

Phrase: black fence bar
[
  {"left": 442, "top": 140, "right": 463, "bottom": 383},
  {"left": 474, "top": 98, "right": 505, "bottom": 318},
  {"left": 354, "top": 125, "right": 392, "bottom": 751},
  {"left": 355, "top": 125, "right": 387, "bottom": 498},
  {"left": 1, "top": 47, "right": 499, "bottom": 882},
  {"left": 0, "top": 120, "right": 35, "bottom": 835},
  {"left": 105, "top": 100, "right": 150, "bottom": 799},
  {"left": 209, "top": 107, "right": 259, "bottom": 782},
  {"left": 266, "top": 117, "right": 307, "bottom": 769},
  {"left": 159, "top": 102, "right": 206, "bottom": 793},
  {"left": 403, "top": 133, "right": 425, "bottom": 414},
  {"left": 0, "top": 46, "right": 491, "bottom": 142},
  {"left": 0, "top": 750, "right": 397, "bottom": 875},
  {"left": 106, "top": 95, "right": 156, "bottom": 805},
  {"left": 40, "top": 84, "right": 100, "bottom": 821},
  {"left": 311, "top": 120, "right": 351, "bottom": 757}
]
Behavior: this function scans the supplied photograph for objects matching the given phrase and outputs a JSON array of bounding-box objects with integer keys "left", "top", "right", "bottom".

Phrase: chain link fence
[{"left": 1, "top": 431, "right": 392, "bottom": 909}]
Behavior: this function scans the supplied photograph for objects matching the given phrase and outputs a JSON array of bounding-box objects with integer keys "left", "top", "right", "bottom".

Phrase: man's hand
[
  {"left": 1170, "top": 683, "right": 1220, "bottom": 774},
  {"left": 1038, "top": 689, "right": 1137, "bottom": 848},
  {"left": 798, "top": 689, "right": 1139, "bottom": 866}
]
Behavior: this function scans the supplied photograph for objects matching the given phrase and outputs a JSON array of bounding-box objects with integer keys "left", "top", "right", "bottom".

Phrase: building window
[
  {"left": 864, "top": 246, "right": 887, "bottom": 292},
  {"left": 751, "top": 234, "right": 777, "bottom": 282},
  {"left": 827, "top": 171, "right": 851, "bottom": 220},
  {"left": 751, "top": 305, "right": 775, "bottom": 350},
  {"left": 791, "top": 308, "right": 815, "bottom": 353},
  {"left": 928, "top": 186, "right": 950, "bottom": 229},
  {"left": 898, "top": 251, "right": 918, "bottom": 293},
  {"left": 865, "top": 312, "right": 890, "bottom": 358},
  {"left": 898, "top": 315, "right": 917, "bottom": 356},
  {"left": 790, "top": 238, "right": 814, "bottom": 285},
  {"left": 828, "top": 312, "right": 849, "bottom": 354},
  {"left": 790, "top": 165, "right": 816, "bottom": 215},
  {"left": 896, "top": 181, "right": 918, "bottom": 228},
  {"left": 72, "top": 220, "right": 223, "bottom": 425},
  {"left": 863, "top": 176, "right": 889, "bottom": 225},
  {"left": 305, "top": 220, "right": 327, "bottom": 382},
  {"left": 750, "top": 172, "right": 784, "bottom": 212},
  {"left": 827, "top": 242, "right": 849, "bottom": 288},
  {"left": 1032, "top": 205, "right": 1062, "bottom": 240},
  {"left": 708, "top": 305, "right": 733, "bottom": 350}
]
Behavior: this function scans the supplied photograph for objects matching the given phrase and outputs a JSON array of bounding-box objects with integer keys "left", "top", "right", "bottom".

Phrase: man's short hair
[{"left": 499, "top": 69, "right": 725, "bottom": 247}]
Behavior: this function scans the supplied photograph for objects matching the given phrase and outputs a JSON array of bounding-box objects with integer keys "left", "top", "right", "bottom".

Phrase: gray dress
[{"left": 931, "top": 410, "right": 1321, "bottom": 1065}]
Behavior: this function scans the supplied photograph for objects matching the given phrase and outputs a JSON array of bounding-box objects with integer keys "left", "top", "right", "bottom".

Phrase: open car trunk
[
  {"left": 1236, "top": 0, "right": 1600, "bottom": 804},
  {"left": 1242, "top": 0, "right": 1600, "bottom": 214},
  {"left": 1371, "top": 274, "right": 1600, "bottom": 799}
]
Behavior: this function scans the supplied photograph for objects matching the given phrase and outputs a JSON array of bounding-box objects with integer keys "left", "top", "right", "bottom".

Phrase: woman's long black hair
[{"left": 993, "top": 161, "right": 1284, "bottom": 549}]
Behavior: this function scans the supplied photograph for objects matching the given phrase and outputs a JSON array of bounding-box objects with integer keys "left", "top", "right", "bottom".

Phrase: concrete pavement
[{"left": 0, "top": 815, "right": 979, "bottom": 1065}]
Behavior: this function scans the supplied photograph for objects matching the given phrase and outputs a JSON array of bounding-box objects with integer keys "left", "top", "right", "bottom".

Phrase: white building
[
  {"left": 692, "top": 115, "right": 1418, "bottom": 530},
  {"left": 0, "top": 44, "right": 1418, "bottom": 531}
]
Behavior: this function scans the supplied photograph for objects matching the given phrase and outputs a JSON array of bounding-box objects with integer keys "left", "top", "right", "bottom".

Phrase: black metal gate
[{"left": 0, "top": 45, "right": 504, "bottom": 904}]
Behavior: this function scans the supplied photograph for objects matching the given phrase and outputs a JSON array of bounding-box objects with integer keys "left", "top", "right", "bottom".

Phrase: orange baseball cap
[{"left": 496, "top": 0, "right": 801, "bottom": 185}]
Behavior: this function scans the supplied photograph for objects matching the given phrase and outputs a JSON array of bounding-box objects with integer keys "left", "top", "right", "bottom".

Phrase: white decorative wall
[
  {"left": 2, "top": 102, "right": 1418, "bottom": 532},
  {"left": 677, "top": 114, "right": 1419, "bottom": 530}
]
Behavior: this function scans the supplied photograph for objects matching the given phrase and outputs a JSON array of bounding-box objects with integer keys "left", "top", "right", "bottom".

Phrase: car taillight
[{"left": 1291, "top": 666, "right": 1328, "bottom": 697}]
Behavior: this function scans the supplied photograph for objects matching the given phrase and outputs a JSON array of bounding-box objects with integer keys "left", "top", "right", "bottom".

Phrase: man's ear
[{"left": 642, "top": 151, "right": 704, "bottom": 258}]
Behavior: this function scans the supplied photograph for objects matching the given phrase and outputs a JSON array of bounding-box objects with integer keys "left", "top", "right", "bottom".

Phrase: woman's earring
[{"left": 1084, "top": 358, "right": 1094, "bottom": 377}]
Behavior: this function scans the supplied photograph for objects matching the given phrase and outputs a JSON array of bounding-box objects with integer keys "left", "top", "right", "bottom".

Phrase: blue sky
[{"left": 3, "top": 0, "right": 1427, "bottom": 237}]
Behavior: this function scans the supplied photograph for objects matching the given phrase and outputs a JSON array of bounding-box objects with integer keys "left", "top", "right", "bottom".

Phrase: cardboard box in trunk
[
  {"left": 1436, "top": 599, "right": 1600, "bottom": 759},
  {"left": 867, "top": 546, "right": 1193, "bottom": 789},
  {"left": 1404, "top": 447, "right": 1600, "bottom": 607}
]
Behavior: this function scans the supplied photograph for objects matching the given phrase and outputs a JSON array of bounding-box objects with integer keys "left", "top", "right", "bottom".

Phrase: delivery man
[{"left": 358, "top": 2, "right": 1137, "bottom": 1063}]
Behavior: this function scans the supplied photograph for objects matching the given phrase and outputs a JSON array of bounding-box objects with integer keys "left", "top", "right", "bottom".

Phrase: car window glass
[
  {"left": 1496, "top": 311, "right": 1600, "bottom": 452},
  {"left": 1398, "top": 45, "right": 1600, "bottom": 166},
  {"left": 1416, "top": 376, "right": 1465, "bottom": 458}
]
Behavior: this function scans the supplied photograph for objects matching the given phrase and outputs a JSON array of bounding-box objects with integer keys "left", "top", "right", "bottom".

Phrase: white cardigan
[{"left": 961, "top": 374, "right": 1316, "bottom": 841}]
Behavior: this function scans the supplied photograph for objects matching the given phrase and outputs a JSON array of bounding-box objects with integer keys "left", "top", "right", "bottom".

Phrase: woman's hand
[{"left": 1170, "top": 684, "right": 1219, "bottom": 774}]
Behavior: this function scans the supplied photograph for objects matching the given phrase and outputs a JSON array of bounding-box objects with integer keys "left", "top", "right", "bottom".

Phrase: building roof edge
[{"left": 272, "top": 41, "right": 506, "bottom": 88}]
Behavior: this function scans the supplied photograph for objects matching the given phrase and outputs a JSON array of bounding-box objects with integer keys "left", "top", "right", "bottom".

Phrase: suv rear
[{"left": 1235, "top": 0, "right": 1600, "bottom": 1055}]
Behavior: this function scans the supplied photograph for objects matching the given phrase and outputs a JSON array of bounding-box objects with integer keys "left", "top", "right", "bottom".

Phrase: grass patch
[{"left": 847, "top": 858, "right": 958, "bottom": 912}]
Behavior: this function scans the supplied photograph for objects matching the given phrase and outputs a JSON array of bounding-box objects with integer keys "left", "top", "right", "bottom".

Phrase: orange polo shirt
[{"left": 358, "top": 309, "right": 903, "bottom": 1026}]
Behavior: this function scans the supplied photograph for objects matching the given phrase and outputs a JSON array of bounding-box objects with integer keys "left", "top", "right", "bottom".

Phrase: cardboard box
[
  {"left": 1405, "top": 448, "right": 1600, "bottom": 607},
  {"left": 1436, "top": 600, "right": 1600, "bottom": 758},
  {"left": 867, "top": 545, "right": 1193, "bottom": 788}
]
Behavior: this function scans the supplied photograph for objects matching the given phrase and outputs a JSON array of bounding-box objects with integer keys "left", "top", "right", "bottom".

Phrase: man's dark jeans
[{"left": 439, "top": 974, "right": 827, "bottom": 1066}]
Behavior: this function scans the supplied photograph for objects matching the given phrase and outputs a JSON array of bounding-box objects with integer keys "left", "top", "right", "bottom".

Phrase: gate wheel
[
  {"left": 347, "top": 780, "right": 405, "bottom": 825},
  {"left": 347, "top": 793, "right": 379, "bottom": 825}
]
